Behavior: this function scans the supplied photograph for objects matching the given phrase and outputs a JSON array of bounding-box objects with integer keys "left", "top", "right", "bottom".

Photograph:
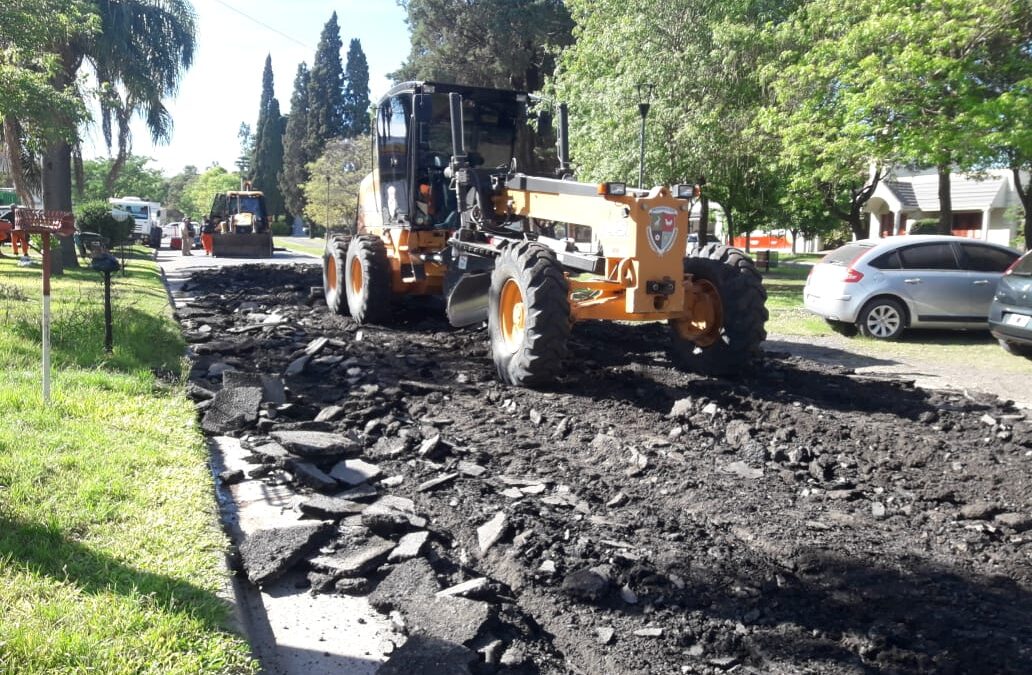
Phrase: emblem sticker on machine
[{"left": 647, "top": 206, "right": 678, "bottom": 255}]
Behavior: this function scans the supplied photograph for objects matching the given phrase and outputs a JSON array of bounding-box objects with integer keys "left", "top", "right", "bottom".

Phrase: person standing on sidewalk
[
  {"left": 200, "top": 217, "right": 215, "bottom": 256},
  {"left": 181, "top": 216, "right": 194, "bottom": 256}
]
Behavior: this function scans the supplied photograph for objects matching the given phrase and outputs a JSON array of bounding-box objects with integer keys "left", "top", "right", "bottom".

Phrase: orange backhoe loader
[{"left": 322, "top": 81, "right": 767, "bottom": 387}]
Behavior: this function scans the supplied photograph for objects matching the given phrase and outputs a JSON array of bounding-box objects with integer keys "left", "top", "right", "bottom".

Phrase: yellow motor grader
[{"left": 323, "top": 81, "right": 767, "bottom": 386}]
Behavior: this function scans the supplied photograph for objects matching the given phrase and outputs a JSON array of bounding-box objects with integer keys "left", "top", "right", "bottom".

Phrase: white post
[
  {"left": 981, "top": 208, "right": 991, "bottom": 241},
  {"left": 42, "top": 294, "right": 51, "bottom": 401}
]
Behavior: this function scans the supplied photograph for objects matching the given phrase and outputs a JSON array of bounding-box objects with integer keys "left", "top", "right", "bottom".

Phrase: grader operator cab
[
  {"left": 208, "top": 188, "right": 274, "bottom": 258},
  {"left": 322, "top": 81, "right": 767, "bottom": 387}
]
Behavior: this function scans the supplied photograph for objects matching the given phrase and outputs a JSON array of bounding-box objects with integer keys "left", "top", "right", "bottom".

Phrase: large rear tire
[
  {"left": 488, "top": 241, "right": 570, "bottom": 386},
  {"left": 323, "top": 234, "right": 350, "bottom": 315},
  {"left": 345, "top": 235, "right": 392, "bottom": 324},
  {"left": 671, "top": 243, "right": 768, "bottom": 376}
]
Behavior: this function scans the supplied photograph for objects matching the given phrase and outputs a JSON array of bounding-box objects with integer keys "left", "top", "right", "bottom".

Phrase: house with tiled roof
[{"left": 864, "top": 168, "right": 1028, "bottom": 246}]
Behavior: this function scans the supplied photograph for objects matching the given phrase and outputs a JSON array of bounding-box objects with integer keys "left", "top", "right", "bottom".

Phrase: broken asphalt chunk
[
  {"left": 270, "top": 430, "right": 361, "bottom": 459},
  {"left": 238, "top": 521, "right": 335, "bottom": 586}
]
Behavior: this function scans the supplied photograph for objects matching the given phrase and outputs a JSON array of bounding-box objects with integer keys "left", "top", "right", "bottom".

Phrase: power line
[{"left": 211, "top": 0, "right": 312, "bottom": 50}]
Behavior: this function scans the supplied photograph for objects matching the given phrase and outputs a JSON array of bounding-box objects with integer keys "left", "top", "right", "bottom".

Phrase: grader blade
[
  {"left": 211, "top": 232, "right": 274, "bottom": 258},
  {"left": 446, "top": 272, "right": 490, "bottom": 327}
]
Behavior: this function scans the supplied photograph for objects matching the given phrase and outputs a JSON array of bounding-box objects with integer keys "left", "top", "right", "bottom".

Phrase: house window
[{"left": 951, "top": 212, "right": 981, "bottom": 231}]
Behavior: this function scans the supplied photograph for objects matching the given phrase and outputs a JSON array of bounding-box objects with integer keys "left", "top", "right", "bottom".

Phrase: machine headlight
[
  {"left": 598, "top": 182, "right": 627, "bottom": 196},
  {"left": 673, "top": 184, "right": 698, "bottom": 199}
]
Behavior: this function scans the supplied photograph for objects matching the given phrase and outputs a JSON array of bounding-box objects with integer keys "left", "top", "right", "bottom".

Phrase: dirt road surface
[{"left": 172, "top": 260, "right": 1032, "bottom": 674}]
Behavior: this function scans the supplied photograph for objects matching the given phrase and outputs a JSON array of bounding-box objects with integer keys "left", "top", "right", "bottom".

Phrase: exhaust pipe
[{"left": 557, "top": 102, "right": 571, "bottom": 176}]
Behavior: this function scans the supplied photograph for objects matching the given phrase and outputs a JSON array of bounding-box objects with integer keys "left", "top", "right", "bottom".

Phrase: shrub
[
  {"left": 271, "top": 220, "right": 292, "bottom": 236},
  {"left": 75, "top": 200, "right": 133, "bottom": 248},
  {"left": 908, "top": 218, "right": 939, "bottom": 235}
]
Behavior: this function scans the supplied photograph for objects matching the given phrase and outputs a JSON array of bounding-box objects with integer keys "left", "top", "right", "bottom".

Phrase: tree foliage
[
  {"left": 307, "top": 12, "right": 346, "bottom": 150},
  {"left": 343, "top": 39, "right": 371, "bottom": 137},
  {"left": 394, "top": 0, "right": 574, "bottom": 90},
  {"left": 74, "top": 199, "right": 132, "bottom": 245},
  {"left": 301, "top": 136, "right": 372, "bottom": 231},
  {"left": 548, "top": 0, "right": 797, "bottom": 242},
  {"left": 77, "top": 155, "right": 164, "bottom": 203},
  {"left": 84, "top": 0, "right": 197, "bottom": 193},
  {"left": 280, "top": 62, "right": 312, "bottom": 220},
  {"left": 0, "top": 0, "right": 97, "bottom": 204},
  {"left": 162, "top": 164, "right": 199, "bottom": 216},
  {"left": 179, "top": 165, "right": 240, "bottom": 220},
  {"left": 250, "top": 55, "right": 286, "bottom": 219}
]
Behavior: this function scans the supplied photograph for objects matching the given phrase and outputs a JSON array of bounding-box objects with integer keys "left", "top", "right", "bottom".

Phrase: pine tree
[
  {"left": 250, "top": 55, "right": 286, "bottom": 218},
  {"left": 307, "top": 11, "right": 345, "bottom": 152},
  {"left": 280, "top": 62, "right": 312, "bottom": 219},
  {"left": 343, "top": 38, "right": 371, "bottom": 137}
]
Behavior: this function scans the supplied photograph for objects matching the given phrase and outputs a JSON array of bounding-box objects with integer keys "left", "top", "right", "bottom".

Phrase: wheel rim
[
  {"left": 674, "top": 278, "right": 723, "bottom": 347},
  {"left": 349, "top": 256, "right": 363, "bottom": 297},
  {"left": 326, "top": 255, "right": 337, "bottom": 292},
  {"left": 498, "top": 278, "right": 526, "bottom": 353},
  {"left": 866, "top": 304, "right": 900, "bottom": 338}
]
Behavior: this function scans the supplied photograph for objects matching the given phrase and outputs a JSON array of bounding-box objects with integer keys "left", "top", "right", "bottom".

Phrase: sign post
[{"left": 13, "top": 209, "right": 76, "bottom": 401}]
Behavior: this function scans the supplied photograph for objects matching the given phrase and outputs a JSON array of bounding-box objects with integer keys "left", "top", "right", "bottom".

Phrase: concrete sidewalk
[{"left": 156, "top": 248, "right": 396, "bottom": 675}]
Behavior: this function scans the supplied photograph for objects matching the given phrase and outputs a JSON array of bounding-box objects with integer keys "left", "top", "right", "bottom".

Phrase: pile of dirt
[{"left": 179, "top": 264, "right": 1032, "bottom": 675}]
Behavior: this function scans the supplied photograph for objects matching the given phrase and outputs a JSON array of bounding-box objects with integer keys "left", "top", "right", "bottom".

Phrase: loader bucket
[
  {"left": 211, "top": 232, "right": 274, "bottom": 258},
  {"left": 446, "top": 272, "right": 490, "bottom": 327}
]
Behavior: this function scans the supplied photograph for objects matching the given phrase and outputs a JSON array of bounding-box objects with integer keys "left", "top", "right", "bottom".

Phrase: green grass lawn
[
  {"left": 0, "top": 249, "right": 256, "bottom": 674},
  {"left": 760, "top": 263, "right": 830, "bottom": 335},
  {"left": 275, "top": 236, "right": 324, "bottom": 257}
]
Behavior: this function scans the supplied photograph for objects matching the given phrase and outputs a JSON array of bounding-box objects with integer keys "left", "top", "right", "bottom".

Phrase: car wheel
[
  {"left": 998, "top": 338, "right": 1032, "bottom": 359},
  {"left": 858, "top": 298, "right": 905, "bottom": 340}
]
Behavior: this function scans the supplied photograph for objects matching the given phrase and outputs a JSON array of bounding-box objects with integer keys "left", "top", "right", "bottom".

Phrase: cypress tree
[
  {"left": 251, "top": 54, "right": 286, "bottom": 218},
  {"left": 307, "top": 11, "right": 345, "bottom": 152},
  {"left": 280, "top": 62, "right": 312, "bottom": 219},
  {"left": 343, "top": 38, "right": 371, "bottom": 137}
]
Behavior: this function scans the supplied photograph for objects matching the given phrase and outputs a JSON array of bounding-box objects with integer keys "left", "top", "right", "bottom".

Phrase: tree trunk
[
  {"left": 849, "top": 210, "right": 867, "bottom": 241},
  {"left": 937, "top": 163, "right": 953, "bottom": 235},
  {"left": 698, "top": 195, "right": 709, "bottom": 248},
  {"left": 1013, "top": 167, "right": 1031, "bottom": 250},
  {"left": 42, "top": 139, "right": 80, "bottom": 268}
]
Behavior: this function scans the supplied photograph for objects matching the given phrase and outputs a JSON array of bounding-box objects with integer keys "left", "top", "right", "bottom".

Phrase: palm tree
[{"left": 42, "top": 0, "right": 196, "bottom": 265}]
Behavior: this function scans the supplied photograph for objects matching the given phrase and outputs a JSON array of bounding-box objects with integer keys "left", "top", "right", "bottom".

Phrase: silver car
[{"left": 804, "top": 235, "right": 1019, "bottom": 339}]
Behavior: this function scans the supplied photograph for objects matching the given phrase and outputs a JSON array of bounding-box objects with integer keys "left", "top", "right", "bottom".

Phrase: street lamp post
[{"left": 636, "top": 83, "right": 654, "bottom": 190}]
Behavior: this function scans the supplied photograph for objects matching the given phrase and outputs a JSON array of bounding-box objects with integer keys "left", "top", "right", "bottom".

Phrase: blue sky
[{"left": 80, "top": 0, "right": 408, "bottom": 176}]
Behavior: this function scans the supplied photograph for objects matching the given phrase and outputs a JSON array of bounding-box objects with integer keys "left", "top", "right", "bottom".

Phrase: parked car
[
  {"left": 164, "top": 221, "right": 201, "bottom": 250},
  {"left": 804, "top": 235, "right": 1020, "bottom": 339},
  {"left": 988, "top": 250, "right": 1032, "bottom": 357}
]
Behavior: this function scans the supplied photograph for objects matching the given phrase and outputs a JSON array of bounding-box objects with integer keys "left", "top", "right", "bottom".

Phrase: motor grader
[
  {"left": 207, "top": 187, "right": 274, "bottom": 258},
  {"left": 322, "top": 81, "right": 767, "bottom": 386}
]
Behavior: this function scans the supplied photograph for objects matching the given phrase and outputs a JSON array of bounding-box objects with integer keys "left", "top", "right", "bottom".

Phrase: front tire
[
  {"left": 345, "top": 235, "right": 392, "bottom": 324},
  {"left": 858, "top": 298, "right": 905, "bottom": 340},
  {"left": 670, "top": 243, "right": 768, "bottom": 376},
  {"left": 488, "top": 241, "right": 570, "bottom": 387},
  {"left": 323, "top": 234, "right": 350, "bottom": 315}
]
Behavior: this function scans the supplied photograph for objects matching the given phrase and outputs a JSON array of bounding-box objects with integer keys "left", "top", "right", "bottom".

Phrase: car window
[
  {"left": 822, "top": 243, "right": 874, "bottom": 266},
  {"left": 898, "top": 243, "right": 958, "bottom": 270},
  {"left": 958, "top": 243, "right": 1018, "bottom": 272},
  {"left": 869, "top": 250, "right": 901, "bottom": 270},
  {"left": 1012, "top": 251, "right": 1032, "bottom": 276}
]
